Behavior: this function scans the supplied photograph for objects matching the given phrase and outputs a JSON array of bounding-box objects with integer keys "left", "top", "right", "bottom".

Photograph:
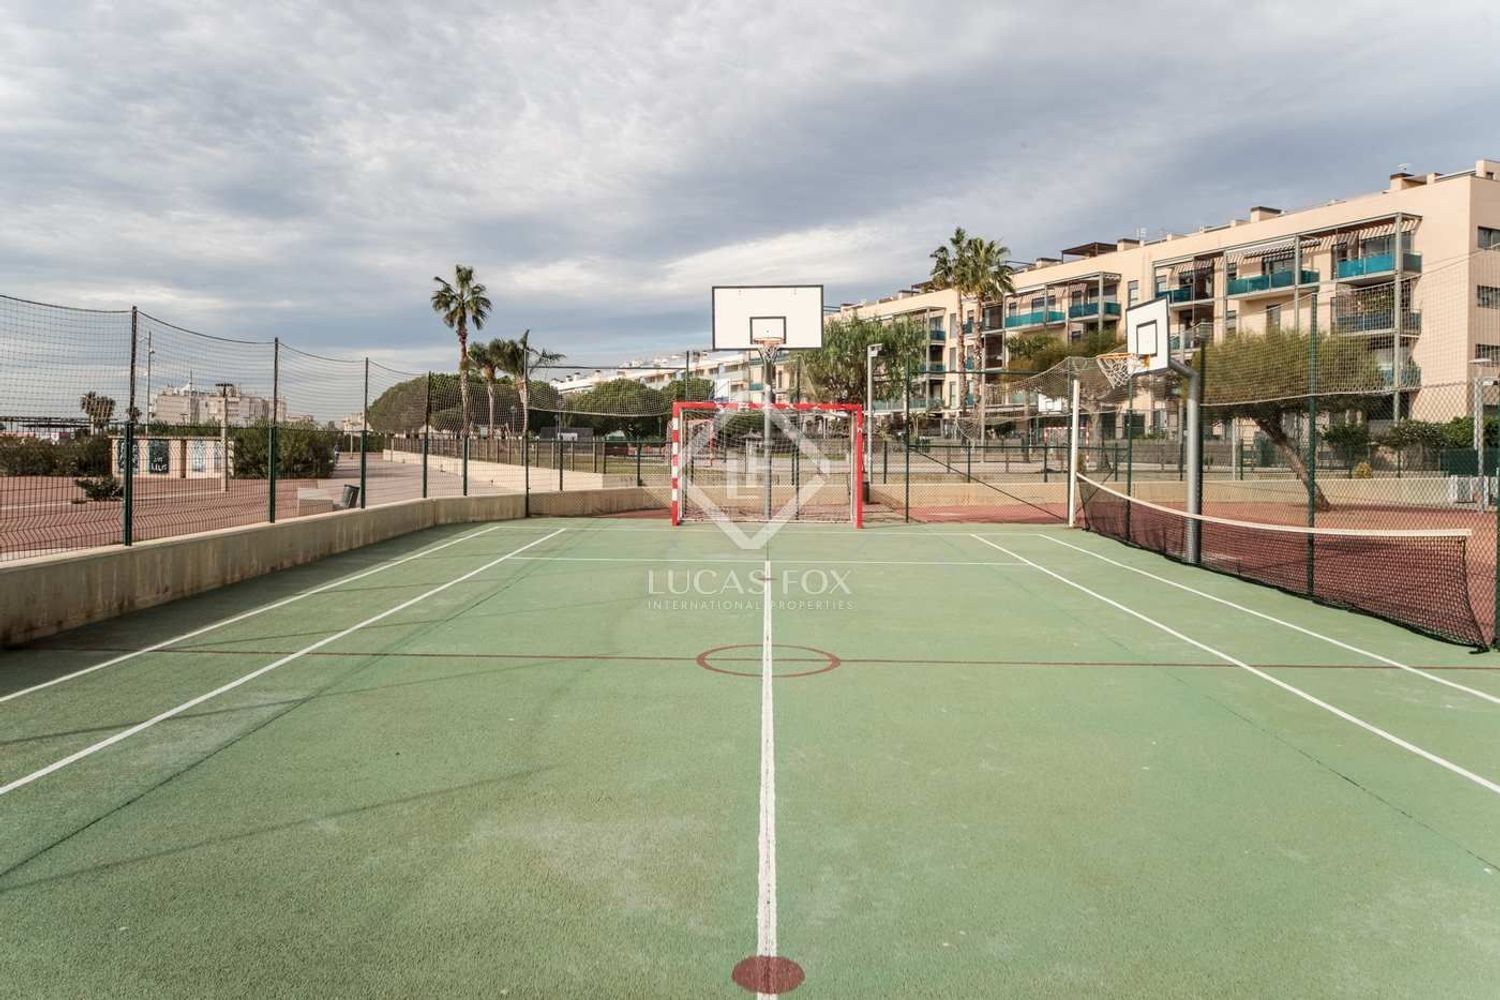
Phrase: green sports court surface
[{"left": 3, "top": 518, "right": 1500, "bottom": 998}]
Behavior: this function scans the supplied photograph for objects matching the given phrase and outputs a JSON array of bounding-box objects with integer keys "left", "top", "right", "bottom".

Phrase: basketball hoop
[
  {"left": 1096, "top": 352, "right": 1144, "bottom": 389},
  {"left": 751, "top": 335, "right": 786, "bottom": 365}
]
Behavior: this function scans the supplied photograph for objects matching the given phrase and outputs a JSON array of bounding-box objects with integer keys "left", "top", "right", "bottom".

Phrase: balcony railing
[
  {"left": 1157, "top": 286, "right": 1211, "bottom": 304},
  {"left": 1335, "top": 252, "right": 1422, "bottom": 281},
  {"left": 1004, "top": 309, "right": 1065, "bottom": 328},
  {"left": 1377, "top": 363, "right": 1421, "bottom": 388},
  {"left": 1067, "top": 301, "right": 1123, "bottom": 319},
  {"left": 928, "top": 329, "right": 946, "bottom": 341},
  {"left": 1333, "top": 311, "right": 1422, "bottom": 336},
  {"left": 918, "top": 363, "right": 946, "bottom": 374},
  {"left": 1227, "top": 269, "right": 1319, "bottom": 296}
]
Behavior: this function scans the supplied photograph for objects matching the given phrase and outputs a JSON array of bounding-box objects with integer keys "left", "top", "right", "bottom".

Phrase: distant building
[{"left": 151, "top": 382, "right": 286, "bottom": 426}]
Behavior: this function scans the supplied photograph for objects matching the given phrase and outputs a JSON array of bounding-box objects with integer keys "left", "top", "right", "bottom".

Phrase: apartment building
[
  {"left": 554, "top": 349, "right": 801, "bottom": 405},
  {"left": 151, "top": 382, "right": 287, "bottom": 426},
  {"left": 839, "top": 156, "right": 1500, "bottom": 433}
]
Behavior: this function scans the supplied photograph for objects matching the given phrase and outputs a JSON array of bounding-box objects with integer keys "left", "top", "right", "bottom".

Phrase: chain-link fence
[{"left": 0, "top": 299, "right": 701, "bottom": 561}]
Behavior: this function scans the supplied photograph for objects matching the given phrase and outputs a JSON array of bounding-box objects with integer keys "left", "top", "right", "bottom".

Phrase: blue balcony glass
[
  {"left": 919, "top": 362, "right": 946, "bottom": 374},
  {"left": 1336, "top": 252, "right": 1422, "bottom": 280},
  {"left": 1159, "top": 286, "right": 1194, "bottom": 303},
  {"left": 1377, "top": 363, "right": 1421, "bottom": 388},
  {"left": 928, "top": 329, "right": 946, "bottom": 341},
  {"left": 1227, "top": 269, "right": 1319, "bottom": 296},
  {"left": 1004, "top": 309, "right": 1065, "bottom": 328},
  {"left": 1334, "top": 311, "right": 1422, "bottom": 335},
  {"left": 1068, "top": 301, "right": 1123, "bottom": 319}
]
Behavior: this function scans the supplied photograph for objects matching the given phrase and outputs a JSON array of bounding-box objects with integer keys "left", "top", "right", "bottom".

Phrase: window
[
  {"left": 1266, "top": 304, "right": 1282, "bottom": 330},
  {"left": 1226, "top": 309, "right": 1238, "bottom": 334},
  {"left": 1127, "top": 280, "right": 1139, "bottom": 306},
  {"left": 1227, "top": 262, "right": 1238, "bottom": 280},
  {"left": 948, "top": 347, "right": 957, "bottom": 369},
  {"left": 1481, "top": 227, "right": 1500, "bottom": 251},
  {"left": 1480, "top": 286, "right": 1500, "bottom": 309},
  {"left": 1476, "top": 344, "right": 1500, "bottom": 363}
]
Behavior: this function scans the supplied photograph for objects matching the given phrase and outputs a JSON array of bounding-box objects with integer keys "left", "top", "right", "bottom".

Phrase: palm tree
[
  {"left": 959, "top": 237, "right": 1016, "bottom": 434},
  {"left": 490, "top": 331, "right": 563, "bottom": 440},
  {"left": 468, "top": 339, "right": 502, "bottom": 439},
  {"left": 430, "top": 265, "right": 492, "bottom": 438},
  {"left": 79, "top": 391, "right": 116, "bottom": 433}
]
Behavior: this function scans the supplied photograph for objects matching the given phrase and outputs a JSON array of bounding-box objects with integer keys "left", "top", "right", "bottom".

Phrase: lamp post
[{"left": 215, "top": 382, "right": 234, "bottom": 493}]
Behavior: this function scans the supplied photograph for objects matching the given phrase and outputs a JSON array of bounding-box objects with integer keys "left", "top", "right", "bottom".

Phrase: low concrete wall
[
  {"left": 385, "top": 449, "right": 610, "bottom": 491},
  {"left": 869, "top": 482, "right": 1068, "bottom": 507},
  {"left": 0, "top": 487, "right": 660, "bottom": 646}
]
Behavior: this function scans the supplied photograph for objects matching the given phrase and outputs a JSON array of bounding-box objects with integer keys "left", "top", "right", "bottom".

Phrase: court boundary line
[
  {"left": 756, "top": 557, "right": 778, "bottom": 997},
  {"left": 970, "top": 535, "right": 1500, "bottom": 797},
  {"left": 0, "top": 521, "right": 550, "bottom": 706},
  {"left": 0, "top": 528, "right": 568, "bottom": 798},
  {"left": 510, "top": 555, "right": 1029, "bottom": 567},
  {"left": 1039, "top": 533, "right": 1500, "bottom": 707}
]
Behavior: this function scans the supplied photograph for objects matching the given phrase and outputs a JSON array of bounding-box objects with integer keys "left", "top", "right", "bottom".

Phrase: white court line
[
  {"left": 0, "top": 521, "right": 539, "bottom": 706},
  {"left": 756, "top": 557, "right": 779, "bottom": 994},
  {"left": 970, "top": 535, "right": 1500, "bottom": 797},
  {"left": 510, "top": 555, "right": 1028, "bottom": 567},
  {"left": 1039, "top": 534, "right": 1500, "bottom": 707},
  {"left": 0, "top": 528, "right": 567, "bottom": 798}
]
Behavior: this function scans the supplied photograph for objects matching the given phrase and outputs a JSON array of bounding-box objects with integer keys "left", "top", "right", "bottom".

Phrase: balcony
[
  {"left": 1377, "top": 362, "right": 1421, "bottom": 389},
  {"left": 1333, "top": 311, "right": 1422, "bottom": 336},
  {"left": 928, "top": 329, "right": 946, "bottom": 341},
  {"left": 918, "top": 363, "right": 946, "bottom": 374},
  {"left": 1227, "top": 269, "right": 1319, "bottom": 297},
  {"left": 1004, "top": 309, "right": 1065, "bottom": 329},
  {"left": 1335, "top": 252, "right": 1423, "bottom": 283},
  {"left": 1067, "top": 301, "right": 1123, "bottom": 320}
]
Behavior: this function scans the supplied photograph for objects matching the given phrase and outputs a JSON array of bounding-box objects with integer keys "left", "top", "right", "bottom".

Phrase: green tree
[
  {"left": 1198, "top": 329, "right": 1382, "bottom": 511},
  {"left": 567, "top": 379, "right": 667, "bottom": 436},
  {"left": 468, "top": 339, "right": 505, "bottom": 438},
  {"left": 1321, "top": 420, "right": 1370, "bottom": 468},
  {"left": 491, "top": 330, "right": 564, "bottom": 439},
  {"left": 430, "top": 265, "right": 492, "bottom": 438},
  {"left": 800, "top": 316, "right": 927, "bottom": 405},
  {"left": 664, "top": 377, "right": 715, "bottom": 404},
  {"left": 79, "top": 391, "right": 115, "bottom": 432},
  {"left": 928, "top": 227, "right": 1016, "bottom": 424}
]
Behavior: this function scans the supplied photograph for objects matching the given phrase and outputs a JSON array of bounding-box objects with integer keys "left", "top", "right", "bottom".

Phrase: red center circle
[{"left": 696, "top": 644, "right": 842, "bottom": 679}]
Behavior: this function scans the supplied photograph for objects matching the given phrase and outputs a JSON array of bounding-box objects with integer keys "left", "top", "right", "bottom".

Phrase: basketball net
[
  {"left": 752, "top": 336, "right": 785, "bottom": 366},
  {"left": 1095, "top": 352, "right": 1143, "bottom": 389}
]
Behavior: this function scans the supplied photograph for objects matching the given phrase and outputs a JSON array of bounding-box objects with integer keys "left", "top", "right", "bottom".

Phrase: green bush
[
  {"left": 232, "top": 422, "right": 337, "bottom": 478},
  {"left": 74, "top": 475, "right": 123, "bottom": 500},
  {"left": 0, "top": 434, "right": 111, "bottom": 476}
]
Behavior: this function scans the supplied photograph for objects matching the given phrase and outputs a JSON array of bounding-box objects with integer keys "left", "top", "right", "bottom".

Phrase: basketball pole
[
  {"left": 1168, "top": 356, "right": 1202, "bottom": 565},
  {"left": 1066, "top": 372, "right": 1081, "bottom": 527},
  {"left": 763, "top": 345, "right": 774, "bottom": 521}
]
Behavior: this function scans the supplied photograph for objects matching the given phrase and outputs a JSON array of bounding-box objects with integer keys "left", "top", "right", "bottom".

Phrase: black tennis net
[{"left": 1077, "top": 475, "right": 1486, "bottom": 648}]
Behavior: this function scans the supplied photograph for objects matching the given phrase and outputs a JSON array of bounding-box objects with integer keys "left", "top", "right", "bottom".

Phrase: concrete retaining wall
[{"left": 0, "top": 487, "right": 665, "bottom": 646}]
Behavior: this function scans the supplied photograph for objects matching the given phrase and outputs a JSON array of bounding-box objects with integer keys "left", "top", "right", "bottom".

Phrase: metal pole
[
  {"left": 1305, "top": 322, "right": 1319, "bottom": 594},
  {"left": 866, "top": 344, "right": 878, "bottom": 481},
  {"left": 422, "top": 372, "right": 431, "bottom": 499},
  {"left": 1168, "top": 358, "right": 1201, "bottom": 563},
  {"left": 462, "top": 436, "right": 469, "bottom": 496},
  {"left": 903, "top": 363, "right": 911, "bottom": 522},
  {"left": 636, "top": 439, "right": 643, "bottom": 487},
  {"left": 360, "top": 358, "right": 368, "bottom": 508},
  {"left": 1067, "top": 373, "right": 1081, "bottom": 527},
  {"left": 763, "top": 349, "right": 773, "bottom": 521},
  {"left": 219, "top": 384, "right": 230, "bottom": 494},
  {"left": 1476, "top": 375, "right": 1485, "bottom": 509},
  {"left": 124, "top": 307, "right": 138, "bottom": 546},
  {"left": 1393, "top": 212, "right": 1405, "bottom": 422},
  {"left": 268, "top": 338, "right": 279, "bottom": 523}
]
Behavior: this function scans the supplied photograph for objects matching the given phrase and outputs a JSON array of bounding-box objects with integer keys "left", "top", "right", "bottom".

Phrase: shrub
[
  {"left": 74, "top": 475, "right": 123, "bottom": 500},
  {"left": 232, "top": 422, "right": 337, "bottom": 478},
  {"left": 1352, "top": 461, "right": 1373, "bottom": 479},
  {"left": 0, "top": 436, "right": 63, "bottom": 475}
]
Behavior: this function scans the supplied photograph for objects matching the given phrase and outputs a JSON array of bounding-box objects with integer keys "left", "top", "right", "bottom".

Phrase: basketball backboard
[
  {"left": 1124, "top": 297, "right": 1171, "bottom": 372},
  {"left": 712, "top": 285, "right": 824, "bottom": 351}
]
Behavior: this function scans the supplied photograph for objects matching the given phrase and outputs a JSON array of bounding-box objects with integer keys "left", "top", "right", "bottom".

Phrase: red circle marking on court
[
  {"left": 732, "top": 955, "right": 805, "bottom": 994},
  {"left": 697, "top": 644, "right": 842, "bottom": 679}
]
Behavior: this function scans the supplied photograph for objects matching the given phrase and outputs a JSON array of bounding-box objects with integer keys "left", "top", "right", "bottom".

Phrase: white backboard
[
  {"left": 1124, "top": 297, "right": 1171, "bottom": 373},
  {"left": 712, "top": 285, "right": 824, "bottom": 350}
]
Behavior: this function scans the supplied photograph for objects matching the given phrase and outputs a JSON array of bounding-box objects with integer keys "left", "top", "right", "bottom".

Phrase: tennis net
[{"left": 1076, "top": 475, "right": 1486, "bottom": 648}]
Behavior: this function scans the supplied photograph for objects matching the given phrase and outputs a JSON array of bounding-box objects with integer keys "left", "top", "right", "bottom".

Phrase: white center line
[
  {"left": 756, "top": 556, "right": 779, "bottom": 996},
  {"left": 970, "top": 534, "right": 1500, "bottom": 797},
  {"left": 0, "top": 521, "right": 523, "bottom": 705},
  {"left": 0, "top": 528, "right": 568, "bottom": 797}
]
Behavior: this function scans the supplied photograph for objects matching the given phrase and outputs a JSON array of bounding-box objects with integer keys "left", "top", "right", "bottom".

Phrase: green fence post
[
  {"left": 123, "top": 307, "right": 138, "bottom": 546},
  {"left": 1042, "top": 440, "right": 1049, "bottom": 483},
  {"left": 903, "top": 370, "right": 911, "bottom": 522},
  {"left": 636, "top": 440, "right": 643, "bottom": 486},
  {"left": 462, "top": 436, "right": 469, "bottom": 496},
  {"left": 557, "top": 438, "right": 563, "bottom": 492},
  {"left": 360, "top": 358, "right": 369, "bottom": 509},
  {"left": 524, "top": 435, "right": 530, "bottom": 516},
  {"left": 422, "top": 372, "right": 431, "bottom": 499},
  {"left": 268, "top": 337, "right": 279, "bottom": 523},
  {"left": 1306, "top": 332, "right": 1319, "bottom": 595}
]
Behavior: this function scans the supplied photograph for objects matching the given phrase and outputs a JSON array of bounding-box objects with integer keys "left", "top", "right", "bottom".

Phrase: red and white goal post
[{"left": 670, "top": 402, "right": 864, "bottom": 527}]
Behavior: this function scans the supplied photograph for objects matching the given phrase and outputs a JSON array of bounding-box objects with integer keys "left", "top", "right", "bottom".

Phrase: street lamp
[
  {"left": 215, "top": 382, "right": 234, "bottom": 493},
  {"left": 1471, "top": 358, "right": 1498, "bottom": 508}
]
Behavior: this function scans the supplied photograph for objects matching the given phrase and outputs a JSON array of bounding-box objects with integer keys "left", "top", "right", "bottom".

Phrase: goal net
[{"left": 671, "top": 402, "right": 863, "bottom": 526}]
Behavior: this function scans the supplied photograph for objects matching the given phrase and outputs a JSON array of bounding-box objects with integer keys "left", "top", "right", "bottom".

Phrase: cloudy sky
[{"left": 3, "top": 0, "right": 1497, "bottom": 371}]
